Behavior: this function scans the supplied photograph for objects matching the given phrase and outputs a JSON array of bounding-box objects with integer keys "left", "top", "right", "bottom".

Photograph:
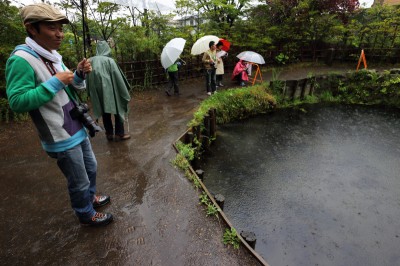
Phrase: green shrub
[
  {"left": 171, "top": 153, "right": 190, "bottom": 170},
  {"left": 270, "top": 69, "right": 400, "bottom": 108},
  {"left": 333, "top": 71, "right": 400, "bottom": 106},
  {"left": 175, "top": 141, "right": 195, "bottom": 161},
  {"left": 275, "top": 53, "right": 289, "bottom": 65},
  {"left": 0, "top": 98, "right": 29, "bottom": 122},
  {"left": 188, "top": 84, "right": 276, "bottom": 128},
  {"left": 223, "top": 228, "right": 240, "bottom": 249}
]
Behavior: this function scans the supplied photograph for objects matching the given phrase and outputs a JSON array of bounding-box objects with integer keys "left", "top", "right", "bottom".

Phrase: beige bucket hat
[{"left": 20, "top": 3, "right": 69, "bottom": 24}]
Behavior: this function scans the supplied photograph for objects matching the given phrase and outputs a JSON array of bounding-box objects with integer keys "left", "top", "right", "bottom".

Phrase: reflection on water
[{"left": 202, "top": 104, "right": 400, "bottom": 266}]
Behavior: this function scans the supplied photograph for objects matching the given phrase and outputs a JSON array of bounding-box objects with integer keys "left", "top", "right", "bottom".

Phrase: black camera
[{"left": 70, "top": 103, "right": 102, "bottom": 137}]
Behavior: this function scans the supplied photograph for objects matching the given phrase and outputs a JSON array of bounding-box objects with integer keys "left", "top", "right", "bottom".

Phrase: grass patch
[
  {"left": 223, "top": 228, "right": 241, "bottom": 249},
  {"left": 188, "top": 83, "right": 276, "bottom": 128}
]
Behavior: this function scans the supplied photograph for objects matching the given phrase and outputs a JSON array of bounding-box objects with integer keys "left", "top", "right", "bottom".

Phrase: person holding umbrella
[
  {"left": 165, "top": 58, "right": 185, "bottom": 96},
  {"left": 161, "top": 38, "right": 186, "bottom": 96},
  {"left": 202, "top": 41, "right": 218, "bottom": 95}
]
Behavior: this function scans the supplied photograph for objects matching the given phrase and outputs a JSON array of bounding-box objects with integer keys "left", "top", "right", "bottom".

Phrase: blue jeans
[
  {"left": 205, "top": 68, "right": 216, "bottom": 93},
  {"left": 47, "top": 138, "right": 97, "bottom": 220}
]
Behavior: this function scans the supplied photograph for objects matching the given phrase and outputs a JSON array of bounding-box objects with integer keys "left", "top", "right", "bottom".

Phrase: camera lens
[
  {"left": 69, "top": 103, "right": 102, "bottom": 137},
  {"left": 81, "top": 113, "right": 102, "bottom": 137}
]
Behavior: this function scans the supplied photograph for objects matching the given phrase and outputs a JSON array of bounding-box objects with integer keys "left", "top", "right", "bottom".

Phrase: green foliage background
[{"left": 2, "top": 0, "right": 400, "bottom": 121}]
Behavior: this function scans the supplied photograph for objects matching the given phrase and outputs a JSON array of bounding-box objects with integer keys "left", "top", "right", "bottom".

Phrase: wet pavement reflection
[{"left": 202, "top": 104, "right": 400, "bottom": 266}]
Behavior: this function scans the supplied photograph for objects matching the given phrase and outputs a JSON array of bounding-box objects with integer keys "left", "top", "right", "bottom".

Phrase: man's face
[
  {"left": 28, "top": 21, "right": 64, "bottom": 51},
  {"left": 210, "top": 44, "right": 216, "bottom": 51}
]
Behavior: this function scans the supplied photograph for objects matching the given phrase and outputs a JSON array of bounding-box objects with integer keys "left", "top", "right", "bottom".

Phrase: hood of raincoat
[
  {"left": 96, "top": 40, "right": 112, "bottom": 57},
  {"left": 86, "top": 41, "right": 131, "bottom": 121}
]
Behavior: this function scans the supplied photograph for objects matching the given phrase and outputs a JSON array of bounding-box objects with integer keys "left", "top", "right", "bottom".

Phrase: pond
[{"left": 201, "top": 104, "right": 400, "bottom": 266}]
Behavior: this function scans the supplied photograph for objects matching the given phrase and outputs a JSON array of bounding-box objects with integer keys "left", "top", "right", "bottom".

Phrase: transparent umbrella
[
  {"left": 191, "top": 35, "right": 220, "bottom": 55},
  {"left": 161, "top": 38, "right": 186, "bottom": 69},
  {"left": 237, "top": 51, "right": 265, "bottom": 64}
]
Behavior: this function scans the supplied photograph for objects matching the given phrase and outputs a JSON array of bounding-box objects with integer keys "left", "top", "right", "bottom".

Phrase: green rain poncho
[{"left": 86, "top": 41, "right": 131, "bottom": 121}]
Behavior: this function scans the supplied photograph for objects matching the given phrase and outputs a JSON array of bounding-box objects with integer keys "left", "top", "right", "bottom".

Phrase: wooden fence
[{"left": 118, "top": 47, "right": 400, "bottom": 89}]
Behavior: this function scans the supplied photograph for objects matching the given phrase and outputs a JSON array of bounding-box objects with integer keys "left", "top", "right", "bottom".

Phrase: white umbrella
[
  {"left": 191, "top": 35, "right": 220, "bottom": 55},
  {"left": 161, "top": 38, "right": 186, "bottom": 69},
  {"left": 237, "top": 51, "right": 265, "bottom": 64}
]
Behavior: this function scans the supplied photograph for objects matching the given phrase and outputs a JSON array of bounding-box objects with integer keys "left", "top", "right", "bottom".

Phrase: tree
[
  {"left": 176, "top": 0, "right": 252, "bottom": 28},
  {"left": 0, "top": 0, "right": 25, "bottom": 53},
  {"left": 351, "top": 4, "right": 400, "bottom": 49},
  {"left": 265, "top": 0, "right": 360, "bottom": 23},
  {"left": 64, "top": 0, "right": 94, "bottom": 57},
  {"left": 87, "top": 1, "right": 127, "bottom": 42},
  {"left": 0, "top": 0, "right": 25, "bottom": 97}
]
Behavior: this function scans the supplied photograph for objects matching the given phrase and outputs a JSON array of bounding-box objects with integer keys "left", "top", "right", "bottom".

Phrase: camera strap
[
  {"left": 39, "top": 55, "right": 83, "bottom": 105},
  {"left": 39, "top": 55, "right": 57, "bottom": 76}
]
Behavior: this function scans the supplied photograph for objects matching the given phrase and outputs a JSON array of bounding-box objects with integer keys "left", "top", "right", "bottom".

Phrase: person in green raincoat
[{"left": 86, "top": 41, "right": 131, "bottom": 141}]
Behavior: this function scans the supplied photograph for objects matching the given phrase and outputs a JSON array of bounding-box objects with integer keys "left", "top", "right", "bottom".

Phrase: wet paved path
[{"left": 0, "top": 77, "right": 260, "bottom": 265}]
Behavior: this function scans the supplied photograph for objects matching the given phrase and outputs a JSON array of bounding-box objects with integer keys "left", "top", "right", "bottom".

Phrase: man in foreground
[{"left": 6, "top": 3, "right": 113, "bottom": 226}]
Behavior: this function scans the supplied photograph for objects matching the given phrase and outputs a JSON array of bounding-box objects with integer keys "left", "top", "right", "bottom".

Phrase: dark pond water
[{"left": 201, "top": 104, "right": 400, "bottom": 266}]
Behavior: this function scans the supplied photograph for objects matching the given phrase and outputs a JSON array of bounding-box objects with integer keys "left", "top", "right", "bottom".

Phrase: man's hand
[
  {"left": 55, "top": 71, "right": 74, "bottom": 85},
  {"left": 77, "top": 58, "right": 92, "bottom": 75}
]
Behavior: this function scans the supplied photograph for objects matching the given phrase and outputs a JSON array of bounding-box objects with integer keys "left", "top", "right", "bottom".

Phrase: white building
[{"left": 170, "top": 15, "right": 207, "bottom": 28}]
